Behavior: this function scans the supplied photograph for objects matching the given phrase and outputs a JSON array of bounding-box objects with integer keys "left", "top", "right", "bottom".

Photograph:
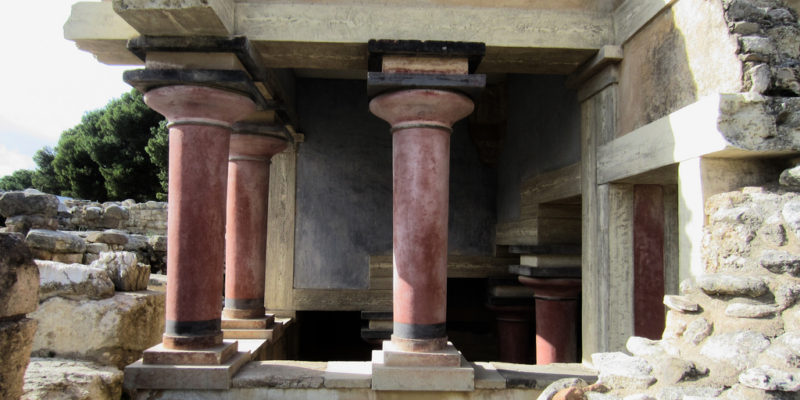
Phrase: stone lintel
[
  {"left": 113, "top": 0, "right": 235, "bottom": 37},
  {"left": 142, "top": 340, "right": 238, "bottom": 365},
  {"left": 382, "top": 55, "right": 470, "bottom": 75},
  {"left": 124, "top": 351, "right": 250, "bottom": 390},
  {"left": 371, "top": 351, "right": 475, "bottom": 391},
  {"left": 382, "top": 341, "right": 463, "bottom": 367},
  {"left": 223, "top": 328, "right": 274, "bottom": 340}
]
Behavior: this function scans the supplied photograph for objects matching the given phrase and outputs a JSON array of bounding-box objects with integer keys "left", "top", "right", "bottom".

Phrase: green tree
[
  {"left": 145, "top": 120, "right": 169, "bottom": 200},
  {"left": 0, "top": 169, "right": 34, "bottom": 191},
  {"left": 31, "top": 147, "right": 63, "bottom": 195},
  {"left": 52, "top": 110, "right": 108, "bottom": 201}
]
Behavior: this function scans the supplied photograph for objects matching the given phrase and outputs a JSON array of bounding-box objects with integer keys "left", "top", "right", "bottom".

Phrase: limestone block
[
  {"left": 52, "top": 252, "right": 85, "bottom": 264},
  {"left": 84, "top": 206, "right": 103, "bottom": 221},
  {"left": 718, "top": 94, "right": 800, "bottom": 151},
  {"left": 720, "top": 384, "right": 786, "bottom": 400},
  {"left": 0, "top": 190, "right": 59, "bottom": 218},
  {"left": 371, "top": 351, "right": 475, "bottom": 391},
  {"left": 4, "top": 215, "right": 59, "bottom": 234},
  {"left": 30, "top": 291, "right": 166, "bottom": 368},
  {"left": 0, "top": 318, "right": 37, "bottom": 400},
  {"left": 697, "top": 274, "right": 768, "bottom": 297},
  {"left": 591, "top": 352, "right": 655, "bottom": 390},
  {"left": 84, "top": 253, "right": 100, "bottom": 265},
  {"left": 739, "top": 365, "right": 800, "bottom": 391},
  {"left": 22, "top": 358, "right": 123, "bottom": 400},
  {"left": 86, "top": 230, "right": 129, "bottom": 245},
  {"left": 26, "top": 229, "right": 86, "bottom": 254},
  {"left": 760, "top": 249, "right": 800, "bottom": 276},
  {"left": 37, "top": 260, "right": 115, "bottom": 301},
  {"left": 90, "top": 251, "right": 149, "bottom": 291},
  {"left": 663, "top": 295, "right": 699, "bottom": 312},
  {"left": 323, "top": 361, "right": 372, "bottom": 388},
  {"left": 536, "top": 377, "right": 587, "bottom": 400},
  {"left": 725, "top": 302, "right": 779, "bottom": 318},
  {"left": 700, "top": 331, "right": 770, "bottom": 372},
  {"left": 103, "top": 204, "right": 129, "bottom": 221},
  {"left": 232, "top": 360, "right": 326, "bottom": 389},
  {"left": 124, "top": 351, "right": 250, "bottom": 390},
  {"left": 112, "top": 0, "right": 235, "bottom": 36},
  {"left": 148, "top": 273, "right": 167, "bottom": 292},
  {"left": 758, "top": 331, "right": 800, "bottom": 369},
  {"left": 783, "top": 198, "right": 800, "bottom": 238},
  {"left": 123, "top": 234, "right": 149, "bottom": 252},
  {"left": 626, "top": 337, "right": 678, "bottom": 358},
  {"left": 0, "top": 233, "right": 39, "bottom": 318},
  {"left": 148, "top": 235, "right": 167, "bottom": 252},
  {"left": 86, "top": 242, "right": 110, "bottom": 254},
  {"left": 780, "top": 165, "right": 800, "bottom": 188}
]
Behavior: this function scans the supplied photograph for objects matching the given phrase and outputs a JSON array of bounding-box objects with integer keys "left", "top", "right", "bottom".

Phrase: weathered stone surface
[
  {"left": 4, "top": 214, "right": 59, "bottom": 234},
  {"left": 26, "top": 229, "right": 86, "bottom": 254},
  {"left": 758, "top": 332, "right": 800, "bottom": 369},
  {"left": 0, "top": 318, "right": 37, "bottom": 400},
  {"left": 123, "top": 234, "right": 148, "bottom": 252},
  {"left": 663, "top": 295, "right": 699, "bottom": 312},
  {"left": 697, "top": 274, "right": 768, "bottom": 297},
  {"left": 654, "top": 385, "right": 723, "bottom": 400},
  {"left": 780, "top": 165, "right": 800, "bottom": 187},
  {"left": 37, "top": 260, "right": 115, "bottom": 301},
  {"left": 22, "top": 358, "right": 123, "bottom": 400},
  {"left": 86, "top": 230, "right": 129, "bottom": 245},
  {"left": 0, "top": 190, "right": 59, "bottom": 218},
  {"left": 652, "top": 357, "right": 707, "bottom": 385},
  {"left": 148, "top": 234, "right": 167, "bottom": 252},
  {"left": 30, "top": 291, "right": 165, "bottom": 368},
  {"left": 626, "top": 336, "right": 678, "bottom": 358},
  {"left": 233, "top": 361, "right": 327, "bottom": 388},
  {"left": 783, "top": 198, "right": 800, "bottom": 237},
  {"left": 725, "top": 302, "right": 779, "bottom": 318},
  {"left": 684, "top": 317, "right": 714, "bottom": 345},
  {"left": 700, "top": 331, "right": 770, "bottom": 371},
  {"left": 52, "top": 252, "right": 85, "bottom": 264},
  {"left": 592, "top": 352, "right": 655, "bottom": 390},
  {"left": 759, "top": 249, "right": 800, "bottom": 276},
  {"left": 86, "top": 242, "right": 110, "bottom": 254},
  {"left": 0, "top": 232, "right": 39, "bottom": 318},
  {"left": 720, "top": 383, "right": 787, "bottom": 400},
  {"left": 621, "top": 395, "right": 655, "bottom": 400},
  {"left": 739, "top": 365, "right": 800, "bottom": 391},
  {"left": 90, "top": 251, "right": 149, "bottom": 292},
  {"left": 536, "top": 377, "right": 587, "bottom": 400}
]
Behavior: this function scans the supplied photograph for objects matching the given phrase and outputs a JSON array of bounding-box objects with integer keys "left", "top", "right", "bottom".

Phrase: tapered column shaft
[{"left": 144, "top": 85, "right": 255, "bottom": 350}]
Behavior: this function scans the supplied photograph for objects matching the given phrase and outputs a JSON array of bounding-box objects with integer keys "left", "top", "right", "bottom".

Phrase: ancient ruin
[{"left": 2, "top": 0, "right": 800, "bottom": 399}]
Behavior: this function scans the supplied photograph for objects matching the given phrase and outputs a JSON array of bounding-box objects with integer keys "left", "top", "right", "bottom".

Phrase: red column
[
  {"left": 223, "top": 129, "right": 287, "bottom": 319},
  {"left": 633, "top": 184, "right": 665, "bottom": 339},
  {"left": 518, "top": 276, "right": 581, "bottom": 364},
  {"left": 369, "top": 89, "right": 474, "bottom": 352},
  {"left": 144, "top": 85, "right": 255, "bottom": 350}
]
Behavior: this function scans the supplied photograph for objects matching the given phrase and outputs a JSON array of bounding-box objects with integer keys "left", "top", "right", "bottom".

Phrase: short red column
[
  {"left": 223, "top": 127, "right": 287, "bottom": 319},
  {"left": 144, "top": 85, "right": 256, "bottom": 350},
  {"left": 518, "top": 276, "right": 581, "bottom": 364},
  {"left": 369, "top": 89, "right": 474, "bottom": 352}
]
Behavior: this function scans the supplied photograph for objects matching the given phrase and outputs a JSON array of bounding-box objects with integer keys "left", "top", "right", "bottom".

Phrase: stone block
[
  {"left": 26, "top": 229, "right": 86, "bottom": 253},
  {"left": 0, "top": 318, "right": 37, "bottom": 400},
  {"left": 591, "top": 352, "right": 655, "bottom": 390},
  {"left": 236, "top": 339, "right": 270, "bottom": 361},
  {"left": 371, "top": 350, "right": 474, "bottom": 391},
  {"left": 52, "top": 252, "right": 85, "bottom": 264},
  {"left": 473, "top": 361, "right": 506, "bottom": 389},
  {"left": 4, "top": 215, "right": 58, "bottom": 234},
  {"left": 148, "top": 235, "right": 167, "bottom": 252},
  {"left": 125, "top": 351, "right": 249, "bottom": 390},
  {"left": 123, "top": 234, "right": 149, "bottom": 251},
  {"left": 30, "top": 291, "right": 165, "bottom": 368},
  {"left": 148, "top": 273, "right": 167, "bottom": 292},
  {"left": 86, "top": 242, "right": 110, "bottom": 254},
  {"left": 0, "top": 233, "right": 39, "bottom": 318},
  {"left": 382, "top": 340, "right": 463, "bottom": 367},
  {"left": 22, "top": 358, "right": 123, "bottom": 400},
  {"left": 142, "top": 341, "right": 238, "bottom": 365},
  {"left": 37, "top": 260, "right": 115, "bottom": 301},
  {"left": 222, "top": 315, "right": 274, "bottom": 330},
  {"left": 223, "top": 328, "right": 275, "bottom": 340},
  {"left": 324, "top": 361, "right": 372, "bottom": 388},
  {"left": 232, "top": 361, "right": 327, "bottom": 389},
  {"left": 0, "top": 190, "right": 59, "bottom": 218},
  {"left": 90, "top": 251, "right": 149, "bottom": 291},
  {"left": 86, "top": 230, "right": 129, "bottom": 245}
]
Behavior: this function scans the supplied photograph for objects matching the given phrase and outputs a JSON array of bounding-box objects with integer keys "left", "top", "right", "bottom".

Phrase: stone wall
[{"left": 61, "top": 199, "right": 167, "bottom": 236}]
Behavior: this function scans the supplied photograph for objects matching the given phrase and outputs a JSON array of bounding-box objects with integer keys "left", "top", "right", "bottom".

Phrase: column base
[
  {"left": 222, "top": 314, "right": 277, "bottom": 340},
  {"left": 143, "top": 340, "right": 238, "bottom": 365},
  {"left": 162, "top": 332, "right": 223, "bottom": 350},
  {"left": 371, "top": 341, "right": 475, "bottom": 391},
  {"left": 390, "top": 334, "right": 448, "bottom": 352},
  {"left": 222, "top": 306, "right": 267, "bottom": 320}
]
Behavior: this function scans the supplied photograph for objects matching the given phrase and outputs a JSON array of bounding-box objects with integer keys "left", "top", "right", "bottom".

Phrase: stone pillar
[
  {"left": 369, "top": 89, "right": 474, "bottom": 352},
  {"left": 223, "top": 125, "right": 287, "bottom": 322},
  {"left": 143, "top": 85, "right": 256, "bottom": 350}
]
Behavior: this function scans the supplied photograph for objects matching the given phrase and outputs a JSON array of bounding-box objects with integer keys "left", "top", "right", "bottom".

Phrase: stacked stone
[
  {"left": 0, "top": 190, "right": 59, "bottom": 234},
  {"left": 722, "top": 0, "right": 800, "bottom": 95},
  {"left": 0, "top": 233, "right": 39, "bottom": 400},
  {"left": 539, "top": 165, "right": 800, "bottom": 400},
  {"left": 61, "top": 199, "right": 167, "bottom": 235}
]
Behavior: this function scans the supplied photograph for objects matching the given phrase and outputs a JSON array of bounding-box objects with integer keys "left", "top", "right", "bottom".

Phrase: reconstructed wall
[{"left": 292, "top": 78, "right": 496, "bottom": 290}]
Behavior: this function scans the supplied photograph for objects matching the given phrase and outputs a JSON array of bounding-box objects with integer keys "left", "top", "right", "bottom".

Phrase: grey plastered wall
[
  {"left": 293, "top": 79, "right": 496, "bottom": 289},
  {"left": 496, "top": 75, "right": 581, "bottom": 223}
]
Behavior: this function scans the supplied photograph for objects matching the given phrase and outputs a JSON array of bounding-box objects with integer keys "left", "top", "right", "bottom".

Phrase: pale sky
[{"left": 0, "top": 2, "right": 134, "bottom": 177}]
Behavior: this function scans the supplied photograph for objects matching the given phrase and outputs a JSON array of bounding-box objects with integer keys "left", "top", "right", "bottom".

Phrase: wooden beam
[
  {"left": 520, "top": 163, "right": 581, "bottom": 206},
  {"left": 293, "top": 289, "right": 392, "bottom": 311},
  {"left": 597, "top": 94, "right": 798, "bottom": 185},
  {"left": 265, "top": 146, "right": 298, "bottom": 314},
  {"left": 369, "top": 255, "right": 518, "bottom": 290}
]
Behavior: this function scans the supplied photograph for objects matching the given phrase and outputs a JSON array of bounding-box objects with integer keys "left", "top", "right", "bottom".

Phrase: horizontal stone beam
[
  {"left": 112, "top": 0, "right": 235, "bottom": 36},
  {"left": 597, "top": 94, "right": 800, "bottom": 184},
  {"left": 65, "top": 1, "right": 613, "bottom": 73}
]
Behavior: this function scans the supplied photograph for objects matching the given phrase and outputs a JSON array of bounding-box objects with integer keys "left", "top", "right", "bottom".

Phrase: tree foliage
[
  {"left": 2, "top": 90, "right": 169, "bottom": 201},
  {"left": 0, "top": 169, "right": 34, "bottom": 191}
]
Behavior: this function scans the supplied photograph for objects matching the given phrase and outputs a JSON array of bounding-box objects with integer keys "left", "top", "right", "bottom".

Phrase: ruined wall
[
  {"left": 496, "top": 75, "right": 581, "bottom": 223},
  {"left": 62, "top": 199, "right": 167, "bottom": 235},
  {"left": 293, "top": 78, "right": 496, "bottom": 289}
]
